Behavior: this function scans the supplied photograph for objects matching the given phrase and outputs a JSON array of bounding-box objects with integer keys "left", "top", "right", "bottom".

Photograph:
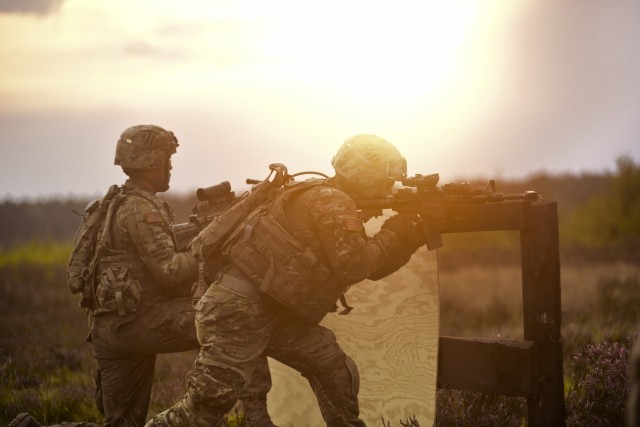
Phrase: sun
[{"left": 253, "top": 2, "right": 483, "bottom": 105}]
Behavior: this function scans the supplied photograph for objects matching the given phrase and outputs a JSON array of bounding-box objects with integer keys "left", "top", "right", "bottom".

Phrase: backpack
[
  {"left": 67, "top": 185, "right": 124, "bottom": 309},
  {"left": 197, "top": 163, "right": 292, "bottom": 265},
  {"left": 199, "top": 163, "right": 353, "bottom": 322}
]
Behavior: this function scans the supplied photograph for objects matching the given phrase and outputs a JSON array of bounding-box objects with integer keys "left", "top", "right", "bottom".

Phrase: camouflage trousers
[
  {"left": 90, "top": 295, "right": 273, "bottom": 427},
  {"left": 145, "top": 282, "right": 365, "bottom": 427}
]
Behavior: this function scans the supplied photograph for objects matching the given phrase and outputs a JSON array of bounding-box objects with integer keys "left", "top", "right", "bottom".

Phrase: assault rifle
[
  {"left": 355, "top": 173, "right": 539, "bottom": 251},
  {"left": 172, "top": 181, "right": 236, "bottom": 251}
]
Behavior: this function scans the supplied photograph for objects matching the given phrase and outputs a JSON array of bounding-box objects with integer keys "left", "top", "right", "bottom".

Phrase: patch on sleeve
[
  {"left": 143, "top": 211, "right": 164, "bottom": 224},
  {"left": 341, "top": 215, "right": 363, "bottom": 232}
]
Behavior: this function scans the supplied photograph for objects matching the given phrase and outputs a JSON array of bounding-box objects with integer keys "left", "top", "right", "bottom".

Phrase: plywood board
[{"left": 267, "top": 214, "right": 439, "bottom": 426}]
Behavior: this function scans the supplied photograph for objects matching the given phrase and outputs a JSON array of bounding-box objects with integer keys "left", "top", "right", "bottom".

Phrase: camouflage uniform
[
  {"left": 146, "top": 175, "right": 424, "bottom": 427},
  {"left": 86, "top": 180, "right": 198, "bottom": 427},
  {"left": 83, "top": 125, "right": 274, "bottom": 427}
]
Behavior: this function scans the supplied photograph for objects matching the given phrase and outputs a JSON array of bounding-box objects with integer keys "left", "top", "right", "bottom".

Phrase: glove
[{"left": 381, "top": 214, "right": 418, "bottom": 241}]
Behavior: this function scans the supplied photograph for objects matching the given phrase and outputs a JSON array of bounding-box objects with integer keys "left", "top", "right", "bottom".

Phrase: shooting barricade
[{"left": 437, "top": 199, "right": 565, "bottom": 426}]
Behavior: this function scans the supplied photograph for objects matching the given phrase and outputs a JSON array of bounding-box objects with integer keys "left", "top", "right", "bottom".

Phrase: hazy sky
[{"left": 1, "top": 0, "right": 639, "bottom": 200}]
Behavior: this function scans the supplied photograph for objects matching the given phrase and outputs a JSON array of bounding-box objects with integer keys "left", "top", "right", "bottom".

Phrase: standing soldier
[
  {"left": 145, "top": 134, "right": 428, "bottom": 426},
  {"left": 9, "top": 124, "right": 275, "bottom": 427}
]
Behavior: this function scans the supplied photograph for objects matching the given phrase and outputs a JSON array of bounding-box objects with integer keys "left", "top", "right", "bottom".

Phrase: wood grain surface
[{"left": 267, "top": 214, "right": 439, "bottom": 426}]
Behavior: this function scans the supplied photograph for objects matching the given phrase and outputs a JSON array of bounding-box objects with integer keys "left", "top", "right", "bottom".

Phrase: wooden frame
[{"left": 437, "top": 200, "right": 565, "bottom": 426}]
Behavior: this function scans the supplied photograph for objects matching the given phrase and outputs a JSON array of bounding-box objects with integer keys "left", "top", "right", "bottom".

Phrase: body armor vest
[{"left": 221, "top": 179, "right": 348, "bottom": 323}]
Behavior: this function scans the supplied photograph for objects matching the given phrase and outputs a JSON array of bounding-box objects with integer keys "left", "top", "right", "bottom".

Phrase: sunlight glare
[{"left": 255, "top": 1, "right": 482, "bottom": 105}]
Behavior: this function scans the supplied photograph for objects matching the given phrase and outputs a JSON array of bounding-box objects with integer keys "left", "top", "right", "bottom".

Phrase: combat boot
[
  {"left": 8, "top": 413, "right": 42, "bottom": 427},
  {"left": 241, "top": 398, "right": 278, "bottom": 427}
]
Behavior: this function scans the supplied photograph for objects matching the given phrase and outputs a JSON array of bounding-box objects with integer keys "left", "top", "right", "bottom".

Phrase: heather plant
[
  {"left": 435, "top": 389, "right": 525, "bottom": 427},
  {"left": 563, "top": 273, "right": 640, "bottom": 358},
  {"left": 2, "top": 240, "right": 639, "bottom": 425},
  {"left": 565, "top": 335, "right": 632, "bottom": 427}
]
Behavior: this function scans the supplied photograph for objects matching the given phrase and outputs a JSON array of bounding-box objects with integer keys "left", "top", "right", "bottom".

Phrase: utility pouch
[{"left": 95, "top": 266, "right": 142, "bottom": 316}]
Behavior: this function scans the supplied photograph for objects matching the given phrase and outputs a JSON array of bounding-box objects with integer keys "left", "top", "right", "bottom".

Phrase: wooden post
[
  {"left": 521, "top": 201, "right": 565, "bottom": 426},
  {"left": 437, "top": 200, "right": 565, "bottom": 426}
]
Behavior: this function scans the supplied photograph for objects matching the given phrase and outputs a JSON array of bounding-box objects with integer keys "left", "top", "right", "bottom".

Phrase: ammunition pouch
[{"left": 95, "top": 265, "right": 142, "bottom": 316}]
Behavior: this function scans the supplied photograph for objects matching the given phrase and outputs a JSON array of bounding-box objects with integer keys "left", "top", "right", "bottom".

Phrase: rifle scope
[{"left": 196, "top": 181, "right": 231, "bottom": 202}]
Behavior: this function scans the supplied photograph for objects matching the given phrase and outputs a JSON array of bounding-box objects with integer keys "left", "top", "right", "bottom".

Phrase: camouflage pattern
[
  {"left": 92, "top": 181, "right": 198, "bottom": 312},
  {"left": 146, "top": 178, "right": 424, "bottom": 427},
  {"left": 89, "top": 180, "right": 273, "bottom": 426},
  {"left": 87, "top": 180, "right": 199, "bottom": 426},
  {"left": 67, "top": 185, "right": 121, "bottom": 298},
  {"left": 225, "top": 180, "right": 419, "bottom": 322},
  {"left": 114, "top": 125, "right": 178, "bottom": 170},
  {"left": 331, "top": 134, "right": 406, "bottom": 198},
  {"left": 146, "top": 284, "right": 363, "bottom": 427}
]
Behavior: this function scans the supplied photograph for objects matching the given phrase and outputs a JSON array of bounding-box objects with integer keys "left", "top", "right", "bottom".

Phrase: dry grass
[{"left": 2, "top": 241, "right": 639, "bottom": 425}]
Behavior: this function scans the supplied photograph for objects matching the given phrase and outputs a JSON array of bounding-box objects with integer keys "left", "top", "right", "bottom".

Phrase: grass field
[{"left": 1, "top": 241, "right": 638, "bottom": 426}]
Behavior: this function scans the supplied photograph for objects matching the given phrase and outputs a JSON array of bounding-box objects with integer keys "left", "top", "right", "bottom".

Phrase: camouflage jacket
[
  {"left": 92, "top": 181, "right": 197, "bottom": 315},
  {"left": 221, "top": 178, "right": 416, "bottom": 322}
]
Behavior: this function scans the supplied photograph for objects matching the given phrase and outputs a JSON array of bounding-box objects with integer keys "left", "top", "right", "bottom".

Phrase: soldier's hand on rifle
[
  {"left": 381, "top": 213, "right": 413, "bottom": 238},
  {"left": 382, "top": 214, "right": 426, "bottom": 250}
]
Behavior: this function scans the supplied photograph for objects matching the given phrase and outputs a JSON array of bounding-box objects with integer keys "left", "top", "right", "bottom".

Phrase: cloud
[
  {"left": 0, "top": 0, "right": 65, "bottom": 15},
  {"left": 447, "top": 0, "right": 640, "bottom": 178},
  {"left": 121, "top": 40, "right": 189, "bottom": 61}
]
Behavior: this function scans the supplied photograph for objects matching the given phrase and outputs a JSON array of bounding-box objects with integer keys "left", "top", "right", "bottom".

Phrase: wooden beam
[
  {"left": 444, "top": 201, "right": 530, "bottom": 233},
  {"left": 438, "top": 337, "right": 534, "bottom": 397}
]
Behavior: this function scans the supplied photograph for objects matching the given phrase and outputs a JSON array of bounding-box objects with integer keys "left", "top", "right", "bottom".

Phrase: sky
[{"left": 1, "top": 0, "right": 639, "bottom": 200}]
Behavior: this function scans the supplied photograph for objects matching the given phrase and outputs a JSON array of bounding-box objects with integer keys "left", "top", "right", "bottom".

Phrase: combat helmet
[
  {"left": 114, "top": 124, "right": 178, "bottom": 170},
  {"left": 331, "top": 134, "right": 406, "bottom": 197}
]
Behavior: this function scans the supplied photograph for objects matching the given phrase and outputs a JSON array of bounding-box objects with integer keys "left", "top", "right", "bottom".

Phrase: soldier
[
  {"left": 145, "top": 134, "right": 428, "bottom": 426},
  {"left": 9, "top": 125, "right": 274, "bottom": 427}
]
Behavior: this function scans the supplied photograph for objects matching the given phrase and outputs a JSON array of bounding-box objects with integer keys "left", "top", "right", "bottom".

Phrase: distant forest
[{"left": 1, "top": 157, "right": 638, "bottom": 264}]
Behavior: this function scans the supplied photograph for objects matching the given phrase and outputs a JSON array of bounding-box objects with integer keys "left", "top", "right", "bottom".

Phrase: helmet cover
[
  {"left": 114, "top": 124, "right": 178, "bottom": 170},
  {"left": 331, "top": 134, "right": 406, "bottom": 192}
]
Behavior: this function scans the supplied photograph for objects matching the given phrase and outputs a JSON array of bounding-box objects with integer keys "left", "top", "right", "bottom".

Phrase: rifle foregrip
[{"left": 425, "top": 230, "right": 443, "bottom": 251}]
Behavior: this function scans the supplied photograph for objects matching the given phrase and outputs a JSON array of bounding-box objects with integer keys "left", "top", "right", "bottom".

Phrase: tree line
[{"left": 1, "top": 156, "right": 638, "bottom": 263}]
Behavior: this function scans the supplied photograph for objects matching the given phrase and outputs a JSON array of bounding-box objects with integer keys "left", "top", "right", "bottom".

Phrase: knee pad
[{"left": 309, "top": 355, "right": 360, "bottom": 400}]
